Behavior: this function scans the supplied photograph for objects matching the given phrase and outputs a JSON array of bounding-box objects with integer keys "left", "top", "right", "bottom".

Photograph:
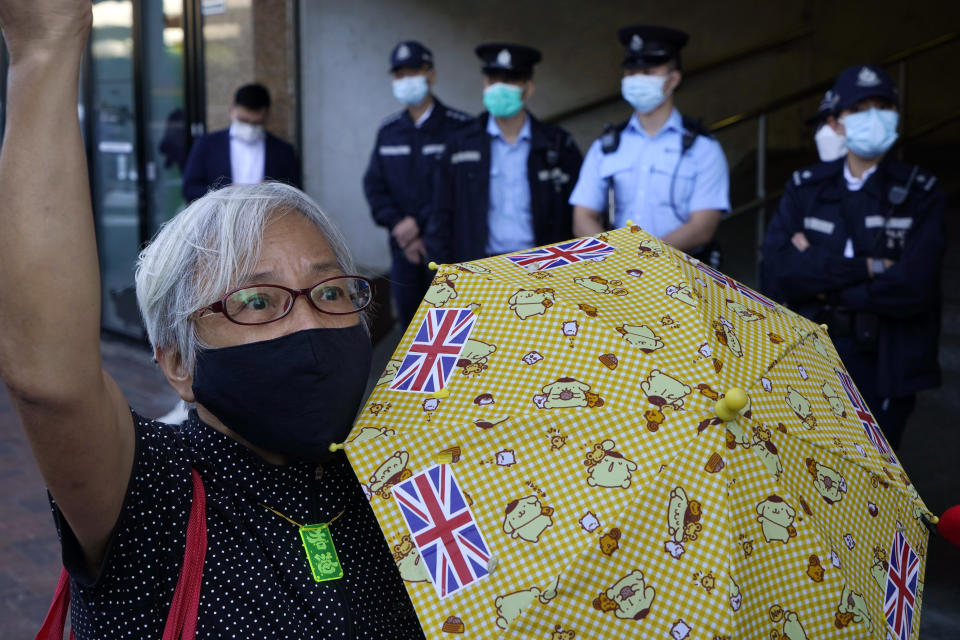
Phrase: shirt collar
[
  {"left": 843, "top": 160, "right": 879, "bottom": 191},
  {"left": 487, "top": 113, "right": 532, "bottom": 143},
  {"left": 413, "top": 101, "right": 435, "bottom": 128},
  {"left": 626, "top": 108, "right": 683, "bottom": 139}
]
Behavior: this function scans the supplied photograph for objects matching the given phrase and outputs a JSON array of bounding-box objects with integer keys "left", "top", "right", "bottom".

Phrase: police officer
[
  {"left": 761, "top": 64, "right": 946, "bottom": 449},
  {"left": 425, "top": 43, "right": 582, "bottom": 264},
  {"left": 810, "top": 89, "right": 847, "bottom": 162},
  {"left": 363, "top": 40, "right": 472, "bottom": 327},
  {"left": 570, "top": 25, "right": 729, "bottom": 258}
]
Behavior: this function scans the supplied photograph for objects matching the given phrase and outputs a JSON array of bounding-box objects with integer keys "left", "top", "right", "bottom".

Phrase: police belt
[
  {"left": 813, "top": 305, "right": 880, "bottom": 348},
  {"left": 816, "top": 306, "right": 855, "bottom": 337}
]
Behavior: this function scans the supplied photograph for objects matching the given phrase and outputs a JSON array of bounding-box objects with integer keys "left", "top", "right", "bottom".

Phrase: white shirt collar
[
  {"left": 414, "top": 102, "right": 434, "bottom": 128},
  {"left": 843, "top": 161, "right": 879, "bottom": 191}
]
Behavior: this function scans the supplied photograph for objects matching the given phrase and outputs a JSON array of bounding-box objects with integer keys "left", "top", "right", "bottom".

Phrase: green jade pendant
[{"left": 299, "top": 524, "right": 344, "bottom": 582}]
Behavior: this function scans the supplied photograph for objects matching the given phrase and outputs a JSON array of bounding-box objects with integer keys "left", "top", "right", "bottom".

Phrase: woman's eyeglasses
[{"left": 202, "top": 276, "right": 372, "bottom": 326}]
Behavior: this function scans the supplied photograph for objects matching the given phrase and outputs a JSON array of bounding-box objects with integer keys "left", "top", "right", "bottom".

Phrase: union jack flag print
[
  {"left": 393, "top": 464, "right": 492, "bottom": 599},
  {"left": 390, "top": 308, "right": 476, "bottom": 393},
  {"left": 885, "top": 531, "right": 920, "bottom": 640},
  {"left": 693, "top": 260, "right": 777, "bottom": 310},
  {"left": 835, "top": 369, "right": 897, "bottom": 464},
  {"left": 507, "top": 237, "right": 615, "bottom": 272}
]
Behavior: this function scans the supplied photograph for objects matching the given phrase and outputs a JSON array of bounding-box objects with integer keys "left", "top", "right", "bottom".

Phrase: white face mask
[
  {"left": 621, "top": 74, "right": 668, "bottom": 114},
  {"left": 231, "top": 119, "right": 265, "bottom": 143},
  {"left": 841, "top": 108, "right": 899, "bottom": 159},
  {"left": 392, "top": 75, "right": 430, "bottom": 106},
  {"left": 814, "top": 124, "right": 847, "bottom": 162}
]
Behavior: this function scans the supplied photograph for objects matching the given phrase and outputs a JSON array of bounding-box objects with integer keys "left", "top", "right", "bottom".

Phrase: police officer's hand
[
  {"left": 392, "top": 216, "right": 420, "bottom": 248},
  {"left": 868, "top": 258, "right": 897, "bottom": 277},
  {"left": 791, "top": 232, "right": 810, "bottom": 252},
  {"left": 0, "top": 0, "right": 91, "bottom": 60},
  {"left": 403, "top": 238, "right": 427, "bottom": 264}
]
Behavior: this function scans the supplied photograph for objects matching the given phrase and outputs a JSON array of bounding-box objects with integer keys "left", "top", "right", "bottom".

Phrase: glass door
[
  {"left": 86, "top": 0, "right": 202, "bottom": 338},
  {"left": 139, "top": 0, "right": 189, "bottom": 233},
  {"left": 89, "top": 0, "right": 142, "bottom": 336}
]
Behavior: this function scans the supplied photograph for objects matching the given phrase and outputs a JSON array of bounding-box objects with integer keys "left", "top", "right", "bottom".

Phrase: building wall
[{"left": 298, "top": 0, "right": 960, "bottom": 273}]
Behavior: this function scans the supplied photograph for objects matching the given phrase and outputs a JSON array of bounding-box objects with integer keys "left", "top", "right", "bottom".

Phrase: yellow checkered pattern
[{"left": 344, "top": 227, "right": 930, "bottom": 639}]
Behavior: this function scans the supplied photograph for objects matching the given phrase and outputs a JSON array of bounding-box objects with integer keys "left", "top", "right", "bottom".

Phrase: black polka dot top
[{"left": 52, "top": 411, "right": 425, "bottom": 639}]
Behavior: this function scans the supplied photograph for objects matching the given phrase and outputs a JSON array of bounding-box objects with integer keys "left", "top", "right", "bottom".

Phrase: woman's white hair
[{"left": 135, "top": 182, "right": 356, "bottom": 372}]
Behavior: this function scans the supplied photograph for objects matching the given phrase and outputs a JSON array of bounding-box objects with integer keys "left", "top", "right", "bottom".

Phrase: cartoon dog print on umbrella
[
  {"left": 592, "top": 570, "right": 656, "bottom": 621},
  {"left": 584, "top": 439, "right": 638, "bottom": 489}
]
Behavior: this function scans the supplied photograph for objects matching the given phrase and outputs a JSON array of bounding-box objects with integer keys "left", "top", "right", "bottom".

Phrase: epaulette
[
  {"left": 915, "top": 170, "right": 938, "bottom": 192},
  {"left": 680, "top": 115, "right": 714, "bottom": 140},
  {"left": 600, "top": 120, "right": 630, "bottom": 154},
  {"left": 379, "top": 111, "right": 404, "bottom": 128},
  {"left": 887, "top": 161, "right": 939, "bottom": 193},
  {"left": 444, "top": 108, "right": 473, "bottom": 122},
  {"left": 790, "top": 160, "right": 842, "bottom": 187}
]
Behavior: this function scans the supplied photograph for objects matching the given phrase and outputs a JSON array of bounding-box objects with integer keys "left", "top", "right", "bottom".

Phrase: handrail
[
  {"left": 709, "top": 31, "right": 959, "bottom": 132},
  {"left": 543, "top": 27, "right": 814, "bottom": 124},
  {"left": 903, "top": 108, "right": 960, "bottom": 141}
]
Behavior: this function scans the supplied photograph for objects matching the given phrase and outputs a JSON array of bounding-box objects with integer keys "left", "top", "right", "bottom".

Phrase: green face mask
[{"left": 483, "top": 82, "right": 524, "bottom": 118}]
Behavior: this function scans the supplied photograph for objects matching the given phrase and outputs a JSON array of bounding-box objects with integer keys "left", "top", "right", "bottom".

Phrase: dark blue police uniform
[
  {"left": 424, "top": 42, "right": 582, "bottom": 264},
  {"left": 362, "top": 41, "right": 472, "bottom": 327},
  {"left": 425, "top": 112, "right": 582, "bottom": 264},
  {"left": 761, "top": 157, "right": 946, "bottom": 447}
]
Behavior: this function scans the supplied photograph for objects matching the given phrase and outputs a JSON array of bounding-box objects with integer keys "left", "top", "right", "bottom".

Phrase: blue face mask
[
  {"left": 842, "top": 108, "right": 899, "bottom": 159},
  {"left": 483, "top": 82, "right": 525, "bottom": 118},
  {"left": 621, "top": 73, "right": 667, "bottom": 114},
  {"left": 392, "top": 75, "right": 430, "bottom": 106}
]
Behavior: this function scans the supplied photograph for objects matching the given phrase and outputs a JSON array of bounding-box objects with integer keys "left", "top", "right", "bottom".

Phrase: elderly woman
[{"left": 0, "top": 2, "right": 423, "bottom": 638}]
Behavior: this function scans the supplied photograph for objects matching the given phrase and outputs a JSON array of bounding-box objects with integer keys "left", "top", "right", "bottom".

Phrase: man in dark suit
[{"left": 182, "top": 83, "right": 301, "bottom": 202}]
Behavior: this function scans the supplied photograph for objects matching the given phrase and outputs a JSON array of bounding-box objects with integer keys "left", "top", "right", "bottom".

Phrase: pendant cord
[{"left": 259, "top": 503, "right": 345, "bottom": 529}]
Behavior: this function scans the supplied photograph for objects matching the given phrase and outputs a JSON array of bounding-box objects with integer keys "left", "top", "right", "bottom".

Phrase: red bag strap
[
  {"left": 162, "top": 468, "right": 207, "bottom": 640},
  {"left": 34, "top": 567, "right": 75, "bottom": 640},
  {"left": 36, "top": 469, "right": 207, "bottom": 640}
]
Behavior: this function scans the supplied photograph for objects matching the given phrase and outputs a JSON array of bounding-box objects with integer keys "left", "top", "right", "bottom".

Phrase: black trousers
[
  {"left": 389, "top": 244, "right": 433, "bottom": 330},
  {"left": 833, "top": 336, "right": 916, "bottom": 450}
]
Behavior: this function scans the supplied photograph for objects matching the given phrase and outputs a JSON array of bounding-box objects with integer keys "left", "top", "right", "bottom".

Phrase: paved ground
[{"left": 2, "top": 221, "right": 959, "bottom": 638}]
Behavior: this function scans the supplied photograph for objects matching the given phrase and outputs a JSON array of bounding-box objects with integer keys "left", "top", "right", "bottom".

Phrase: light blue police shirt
[
  {"left": 569, "top": 109, "right": 730, "bottom": 237},
  {"left": 485, "top": 115, "right": 534, "bottom": 255}
]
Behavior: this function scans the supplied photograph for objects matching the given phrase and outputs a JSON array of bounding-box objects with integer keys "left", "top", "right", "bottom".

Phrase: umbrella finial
[
  {"left": 715, "top": 388, "right": 748, "bottom": 422},
  {"left": 328, "top": 442, "right": 345, "bottom": 453},
  {"left": 428, "top": 261, "right": 439, "bottom": 271}
]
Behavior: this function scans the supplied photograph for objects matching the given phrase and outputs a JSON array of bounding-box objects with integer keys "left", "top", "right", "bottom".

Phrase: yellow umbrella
[{"left": 334, "top": 225, "right": 933, "bottom": 639}]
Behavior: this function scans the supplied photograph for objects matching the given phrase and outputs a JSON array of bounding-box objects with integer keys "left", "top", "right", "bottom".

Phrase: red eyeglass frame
[{"left": 203, "top": 275, "right": 373, "bottom": 326}]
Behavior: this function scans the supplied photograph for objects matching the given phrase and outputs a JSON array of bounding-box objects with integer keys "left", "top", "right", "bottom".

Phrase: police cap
[
  {"left": 390, "top": 41, "right": 433, "bottom": 72},
  {"left": 475, "top": 43, "right": 542, "bottom": 77},
  {"left": 618, "top": 25, "right": 688, "bottom": 68},
  {"left": 805, "top": 89, "right": 840, "bottom": 126},
  {"left": 831, "top": 64, "right": 899, "bottom": 113}
]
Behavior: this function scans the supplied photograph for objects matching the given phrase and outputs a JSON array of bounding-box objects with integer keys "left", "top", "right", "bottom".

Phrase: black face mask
[{"left": 191, "top": 325, "right": 372, "bottom": 459}]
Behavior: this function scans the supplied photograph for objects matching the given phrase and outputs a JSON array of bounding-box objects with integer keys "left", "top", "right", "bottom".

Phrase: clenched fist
[{"left": 0, "top": 0, "right": 91, "bottom": 61}]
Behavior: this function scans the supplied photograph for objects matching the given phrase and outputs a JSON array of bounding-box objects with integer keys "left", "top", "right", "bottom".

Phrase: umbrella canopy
[{"left": 338, "top": 226, "right": 932, "bottom": 639}]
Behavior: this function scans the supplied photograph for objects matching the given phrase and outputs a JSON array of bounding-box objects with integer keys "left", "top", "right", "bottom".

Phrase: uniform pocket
[
  {"left": 650, "top": 163, "right": 695, "bottom": 209},
  {"left": 600, "top": 155, "right": 636, "bottom": 210}
]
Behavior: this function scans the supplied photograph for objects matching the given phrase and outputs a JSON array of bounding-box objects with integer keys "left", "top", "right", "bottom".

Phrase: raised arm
[{"left": 0, "top": 0, "right": 134, "bottom": 573}]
